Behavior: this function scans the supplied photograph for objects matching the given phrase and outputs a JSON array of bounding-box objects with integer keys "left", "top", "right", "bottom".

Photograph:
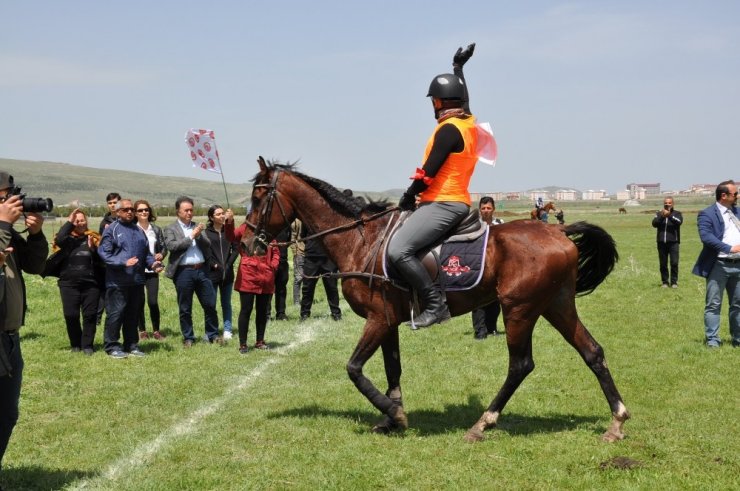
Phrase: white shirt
[
  {"left": 717, "top": 202, "right": 740, "bottom": 258},
  {"left": 177, "top": 219, "right": 205, "bottom": 265}
]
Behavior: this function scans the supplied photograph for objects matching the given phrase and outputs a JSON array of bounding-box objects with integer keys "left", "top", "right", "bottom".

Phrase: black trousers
[
  {"left": 138, "top": 272, "right": 161, "bottom": 332},
  {"left": 657, "top": 241, "right": 679, "bottom": 285},
  {"left": 273, "top": 261, "right": 289, "bottom": 317},
  {"left": 238, "top": 292, "right": 272, "bottom": 345},
  {"left": 300, "top": 257, "right": 340, "bottom": 318},
  {"left": 472, "top": 302, "right": 502, "bottom": 337},
  {"left": 59, "top": 282, "right": 101, "bottom": 350}
]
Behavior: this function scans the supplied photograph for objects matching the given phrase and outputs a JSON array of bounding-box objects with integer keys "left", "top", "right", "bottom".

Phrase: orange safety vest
[{"left": 419, "top": 116, "right": 478, "bottom": 205}]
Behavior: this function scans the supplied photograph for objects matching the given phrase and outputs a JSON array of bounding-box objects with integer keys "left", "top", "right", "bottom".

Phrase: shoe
[
  {"left": 254, "top": 340, "right": 269, "bottom": 350},
  {"left": 488, "top": 330, "right": 501, "bottom": 336},
  {"left": 83, "top": 348, "right": 94, "bottom": 356},
  {"left": 139, "top": 331, "right": 150, "bottom": 340},
  {"left": 300, "top": 315, "right": 310, "bottom": 322},
  {"left": 70, "top": 347, "right": 82, "bottom": 353},
  {"left": 276, "top": 313, "right": 288, "bottom": 321},
  {"left": 239, "top": 344, "right": 249, "bottom": 354},
  {"left": 209, "top": 336, "right": 224, "bottom": 346},
  {"left": 183, "top": 340, "right": 194, "bottom": 348},
  {"left": 222, "top": 331, "right": 233, "bottom": 340},
  {"left": 474, "top": 333, "right": 487, "bottom": 340},
  {"left": 108, "top": 350, "right": 128, "bottom": 359},
  {"left": 152, "top": 331, "right": 166, "bottom": 340},
  {"left": 671, "top": 284, "right": 678, "bottom": 289},
  {"left": 331, "top": 314, "right": 342, "bottom": 321},
  {"left": 128, "top": 348, "right": 146, "bottom": 357},
  {"left": 661, "top": 284, "right": 668, "bottom": 288}
]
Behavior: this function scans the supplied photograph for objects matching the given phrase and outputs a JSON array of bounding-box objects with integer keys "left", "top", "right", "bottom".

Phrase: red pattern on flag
[{"left": 185, "top": 129, "right": 222, "bottom": 174}]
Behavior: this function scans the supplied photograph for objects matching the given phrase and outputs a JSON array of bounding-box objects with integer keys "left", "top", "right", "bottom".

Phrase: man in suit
[
  {"left": 692, "top": 180, "right": 740, "bottom": 348},
  {"left": 163, "top": 196, "right": 220, "bottom": 347},
  {"left": 471, "top": 197, "right": 503, "bottom": 340}
]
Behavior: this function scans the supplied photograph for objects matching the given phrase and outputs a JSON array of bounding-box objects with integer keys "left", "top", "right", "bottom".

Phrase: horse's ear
[{"left": 257, "top": 156, "right": 267, "bottom": 173}]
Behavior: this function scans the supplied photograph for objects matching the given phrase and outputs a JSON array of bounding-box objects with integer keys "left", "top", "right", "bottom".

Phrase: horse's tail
[{"left": 563, "top": 221, "right": 618, "bottom": 297}]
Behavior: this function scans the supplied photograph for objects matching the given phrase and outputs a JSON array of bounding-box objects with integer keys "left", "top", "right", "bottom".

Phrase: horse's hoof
[
  {"left": 463, "top": 429, "right": 485, "bottom": 443},
  {"left": 389, "top": 405, "right": 409, "bottom": 430},
  {"left": 601, "top": 430, "right": 625, "bottom": 442},
  {"left": 371, "top": 416, "right": 399, "bottom": 434}
]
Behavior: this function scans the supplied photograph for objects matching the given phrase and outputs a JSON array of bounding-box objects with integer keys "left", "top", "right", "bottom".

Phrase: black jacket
[{"left": 652, "top": 209, "right": 683, "bottom": 243}]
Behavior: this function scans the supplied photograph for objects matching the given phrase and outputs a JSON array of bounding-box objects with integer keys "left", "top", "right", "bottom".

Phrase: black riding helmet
[{"left": 427, "top": 73, "right": 466, "bottom": 100}]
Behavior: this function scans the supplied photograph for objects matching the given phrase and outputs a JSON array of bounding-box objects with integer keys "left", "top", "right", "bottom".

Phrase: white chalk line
[{"left": 67, "top": 322, "right": 321, "bottom": 490}]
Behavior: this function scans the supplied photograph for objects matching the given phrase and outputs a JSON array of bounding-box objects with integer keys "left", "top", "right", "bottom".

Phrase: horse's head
[{"left": 241, "top": 156, "right": 297, "bottom": 256}]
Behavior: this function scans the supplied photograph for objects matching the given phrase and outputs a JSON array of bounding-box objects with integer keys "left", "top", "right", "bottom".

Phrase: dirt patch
[{"left": 599, "top": 456, "right": 643, "bottom": 470}]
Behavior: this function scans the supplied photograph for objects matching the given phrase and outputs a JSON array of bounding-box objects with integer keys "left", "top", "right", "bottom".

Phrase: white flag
[
  {"left": 475, "top": 122, "right": 498, "bottom": 166},
  {"left": 185, "top": 129, "right": 222, "bottom": 174}
]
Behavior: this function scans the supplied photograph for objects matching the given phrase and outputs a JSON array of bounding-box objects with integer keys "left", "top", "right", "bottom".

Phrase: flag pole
[{"left": 219, "top": 170, "right": 231, "bottom": 209}]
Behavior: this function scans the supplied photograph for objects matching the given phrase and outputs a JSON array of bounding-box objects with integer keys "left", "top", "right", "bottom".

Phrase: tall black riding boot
[{"left": 394, "top": 257, "right": 451, "bottom": 328}]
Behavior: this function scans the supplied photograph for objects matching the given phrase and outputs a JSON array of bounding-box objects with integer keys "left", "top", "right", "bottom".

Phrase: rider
[{"left": 387, "top": 43, "right": 478, "bottom": 328}]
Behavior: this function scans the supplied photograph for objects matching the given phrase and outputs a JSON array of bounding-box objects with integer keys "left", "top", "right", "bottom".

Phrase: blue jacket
[
  {"left": 98, "top": 220, "right": 155, "bottom": 287},
  {"left": 692, "top": 203, "right": 740, "bottom": 278}
]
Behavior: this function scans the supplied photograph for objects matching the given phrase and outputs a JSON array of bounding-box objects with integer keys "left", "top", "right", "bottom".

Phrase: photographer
[
  {"left": 652, "top": 197, "right": 683, "bottom": 288},
  {"left": 0, "top": 172, "right": 49, "bottom": 482}
]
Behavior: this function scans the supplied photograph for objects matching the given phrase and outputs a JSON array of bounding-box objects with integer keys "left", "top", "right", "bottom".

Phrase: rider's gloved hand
[
  {"left": 398, "top": 192, "right": 416, "bottom": 211},
  {"left": 453, "top": 43, "right": 475, "bottom": 68}
]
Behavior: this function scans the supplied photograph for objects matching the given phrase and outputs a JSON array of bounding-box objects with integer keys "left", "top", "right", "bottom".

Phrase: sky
[{"left": 1, "top": 1, "right": 738, "bottom": 195}]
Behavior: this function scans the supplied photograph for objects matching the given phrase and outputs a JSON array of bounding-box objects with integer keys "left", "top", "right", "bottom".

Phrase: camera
[
  {"left": 663, "top": 204, "right": 670, "bottom": 211},
  {"left": 10, "top": 186, "right": 54, "bottom": 213}
]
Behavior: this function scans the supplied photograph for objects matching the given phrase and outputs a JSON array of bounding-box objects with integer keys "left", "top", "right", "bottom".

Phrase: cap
[{"left": 0, "top": 172, "right": 14, "bottom": 190}]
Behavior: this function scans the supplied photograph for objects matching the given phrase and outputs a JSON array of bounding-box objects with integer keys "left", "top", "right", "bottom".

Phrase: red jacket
[{"left": 225, "top": 222, "right": 280, "bottom": 294}]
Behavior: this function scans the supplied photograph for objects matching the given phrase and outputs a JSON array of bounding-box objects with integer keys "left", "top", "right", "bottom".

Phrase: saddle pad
[{"left": 439, "top": 225, "right": 489, "bottom": 291}]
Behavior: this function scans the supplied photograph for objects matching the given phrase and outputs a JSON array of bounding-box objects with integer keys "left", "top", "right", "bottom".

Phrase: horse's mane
[{"left": 252, "top": 161, "right": 393, "bottom": 218}]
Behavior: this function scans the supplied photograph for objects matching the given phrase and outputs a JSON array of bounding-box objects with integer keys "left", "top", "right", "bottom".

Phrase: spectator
[
  {"left": 163, "top": 196, "right": 220, "bottom": 347},
  {"left": 652, "top": 196, "right": 683, "bottom": 288},
  {"left": 300, "top": 225, "right": 341, "bottom": 322},
  {"left": 134, "top": 199, "right": 168, "bottom": 340},
  {"left": 291, "top": 220, "right": 305, "bottom": 306},
  {"left": 204, "top": 205, "right": 238, "bottom": 340},
  {"left": 53, "top": 208, "right": 105, "bottom": 354},
  {"left": 98, "top": 192, "right": 121, "bottom": 235},
  {"left": 98, "top": 199, "right": 163, "bottom": 358},
  {"left": 273, "top": 227, "right": 291, "bottom": 321},
  {"left": 472, "top": 197, "right": 503, "bottom": 340},
  {"left": 692, "top": 180, "right": 740, "bottom": 348},
  {"left": 225, "top": 210, "right": 280, "bottom": 353},
  {"left": 0, "top": 172, "right": 48, "bottom": 480},
  {"left": 555, "top": 209, "right": 565, "bottom": 225}
]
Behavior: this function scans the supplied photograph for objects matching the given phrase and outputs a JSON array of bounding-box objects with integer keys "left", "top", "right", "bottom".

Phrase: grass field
[{"left": 2, "top": 210, "right": 738, "bottom": 490}]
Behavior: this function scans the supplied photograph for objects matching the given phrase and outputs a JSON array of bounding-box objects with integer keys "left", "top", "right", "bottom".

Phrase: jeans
[
  {"left": 704, "top": 259, "right": 740, "bottom": 346},
  {"left": 104, "top": 284, "right": 144, "bottom": 353},
  {"left": 212, "top": 279, "right": 234, "bottom": 333},
  {"left": 293, "top": 254, "right": 304, "bottom": 305},
  {"left": 0, "top": 331, "right": 22, "bottom": 472},
  {"left": 657, "top": 242, "right": 679, "bottom": 285},
  {"left": 138, "top": 273, "right": 161, "bottom": 332},
  {"left": 174, "top": 267, "right": 219, "bottom": 342}
]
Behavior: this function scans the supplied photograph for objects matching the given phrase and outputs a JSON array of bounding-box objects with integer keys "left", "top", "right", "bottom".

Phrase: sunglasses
[
  {"left": 118, "top": 207, "right": 135, "bottom": 213},
  {"left": 136, "top": 208, "right": 151, "bottom": 213}
]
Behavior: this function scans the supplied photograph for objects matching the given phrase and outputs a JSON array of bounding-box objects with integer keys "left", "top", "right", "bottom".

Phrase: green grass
[{"left": 2, "top": 213, "right": 739, "bottom": 490}]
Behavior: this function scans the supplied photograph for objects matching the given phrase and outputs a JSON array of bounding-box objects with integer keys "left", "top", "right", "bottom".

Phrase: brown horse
[
  {"left": 531, "top": 201, "right": 556, "bottom": 221},
  {"left": 618, "top": 207, "right": 627, "bottom": 214},
  {"left": 244, "top": 158, "right": 629, "bottom": 442}
]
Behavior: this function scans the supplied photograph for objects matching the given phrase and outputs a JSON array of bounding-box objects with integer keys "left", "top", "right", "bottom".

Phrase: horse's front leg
[
  {"left": 346, "top": 319, "right": 408, "bottom": 432},
  {"left": 370, "top": 326, "right": 406, "bottom": 434}
]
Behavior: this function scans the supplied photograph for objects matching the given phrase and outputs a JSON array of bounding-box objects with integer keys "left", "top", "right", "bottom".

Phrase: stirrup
[{"left": 408, "top": 305, "right": 451, "bottom": 330}]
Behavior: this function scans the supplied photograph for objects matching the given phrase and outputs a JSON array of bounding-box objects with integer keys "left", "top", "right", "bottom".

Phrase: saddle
[{"left": 383, "top": 208, "right": 489, "bottom": 291}]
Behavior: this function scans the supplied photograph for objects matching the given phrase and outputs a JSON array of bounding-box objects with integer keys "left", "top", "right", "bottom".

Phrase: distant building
[
  {"left": 615, "top": 191, "right": 631, "bottom": 201},
  {"left": 555, "top": 189, "right": 577, "bottom": 201},
  {"left": 628, "top": 182, "right": 660, "bottom": 197},
  {"left": 529, "top": 190, "right": 549, "bottom": 202},
  {"left": 690, "top": 184, "right": 716, "bottom": 195},
  {"left": 582, "top": 190, "right": 608, "bottom": 200}
]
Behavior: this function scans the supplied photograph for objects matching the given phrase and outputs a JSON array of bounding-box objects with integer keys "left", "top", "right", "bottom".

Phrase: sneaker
[
  {"left": 239, "top": 344, "right": 249, "bottom": 354},
  {"left": 671, "top": 284, "right": 678, "bottom": 289},
  {"left": 661, "top": 283, "right": 668, "bottom": 288},
  {"left": 83, "top": 348, "right": 94, "bottom": 356},
  {"left": 108, "top": 350, "right": 128, "bottom": 359},
  {"left": 152, "top": 331, "right": 166, "bottom": 340},
  {"left": 254, "top": 340, "right": 269, "bottom": 350},
  {"left": 222, "top": 331, "right": 233, "bottom": 340},
  {"left": 139, "top": 331, "right": 150, "bottom": 340},
  {"left": 128, "top": 348, "right": 146, "bottom": 357}
]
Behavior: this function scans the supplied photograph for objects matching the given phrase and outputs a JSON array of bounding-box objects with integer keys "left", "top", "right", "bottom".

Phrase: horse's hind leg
[
  {"left": 464, "top": 315, "right": 537, "bottom": 443},
  {"left": 544, "top": 305, "right": 630, "bottom": 442}
]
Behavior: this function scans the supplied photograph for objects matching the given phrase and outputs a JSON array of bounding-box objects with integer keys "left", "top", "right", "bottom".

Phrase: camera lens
[{"left": 22, "top": 197, "right": 54, "bottom": 213}]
